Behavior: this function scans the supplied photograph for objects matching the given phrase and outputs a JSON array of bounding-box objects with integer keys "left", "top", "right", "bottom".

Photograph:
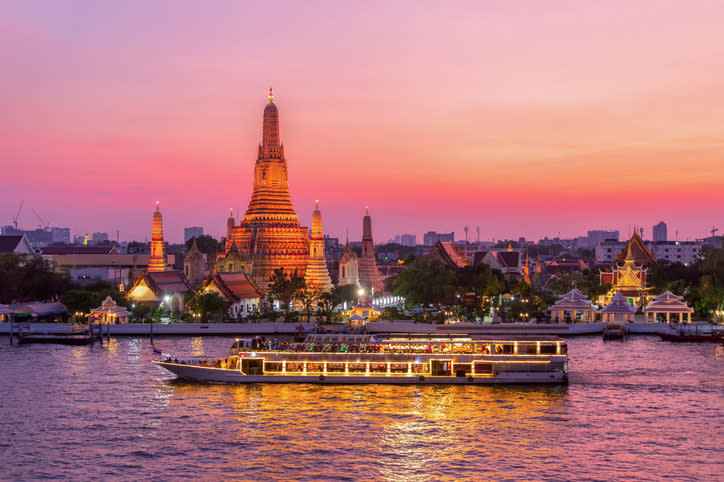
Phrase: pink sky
[{"left": 2, "top": 1, "right": 723, "bottom": 243}]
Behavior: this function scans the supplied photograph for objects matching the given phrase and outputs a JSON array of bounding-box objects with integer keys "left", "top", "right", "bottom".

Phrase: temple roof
[
  {"left": 129, "top": 271, "right": 192, "bottom": 298},
  {"left": 601, "top": 291, "right": 637, "bottom": 314},
  {"left": 495, "top": 251, "right": 520, "bottom": 268},
  {"left": 643, "top": 290, "right": 694, "bottom": 313},
  {"left": 430, "top": 241, "right": 470, "bottom": 268},
  {"left": 0, "top": 235, "right": 35, "bottom": 254},
  {"left": 614, "top": 232, "right": 656, "bottom": 266},
  {"left": 205, "top": 272, "right": 262, "bottom": 302}
]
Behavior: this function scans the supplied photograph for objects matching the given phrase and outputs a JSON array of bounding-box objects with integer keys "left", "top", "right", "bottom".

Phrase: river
[{"left": 1, "top": 335, "right": 722, "bottom": 480}]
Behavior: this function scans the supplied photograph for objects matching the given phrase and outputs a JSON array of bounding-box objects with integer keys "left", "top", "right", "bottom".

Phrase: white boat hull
[{"left": 153, "top": 361, "right": 567, "bottom": 384}]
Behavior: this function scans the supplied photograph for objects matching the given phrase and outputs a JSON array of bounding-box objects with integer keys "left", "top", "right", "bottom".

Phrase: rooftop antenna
[
  {"left": 711, "top": 226, "right": 719, "bottom": 237},
  {"left": 476, "top": 226, "right": 480, "bottom": 244}
]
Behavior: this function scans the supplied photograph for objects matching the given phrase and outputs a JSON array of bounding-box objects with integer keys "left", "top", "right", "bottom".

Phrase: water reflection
[{"left": 1, "top": 336, "right": 722, "bottom": 480}]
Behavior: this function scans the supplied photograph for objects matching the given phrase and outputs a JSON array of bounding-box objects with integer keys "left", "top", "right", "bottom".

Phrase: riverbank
[{"left": 0, "top": 320, "right": 668, "bottom": 336}]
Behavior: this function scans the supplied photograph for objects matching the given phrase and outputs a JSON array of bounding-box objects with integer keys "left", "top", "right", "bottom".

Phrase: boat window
[
  {"left": 540, "top": 344, "right": 557, "bottom": 355},
  {"left": 454, "top": 363, "right": 471, "bottom": 377},
  {"left": 495, "top": 344, "right": 514, "bottom": 354},
  {"left": 307, "top": 363, "right": 323, "bottom": 373},
  {"left": 560, "top": 344, "right": 567, "bottom": 355},
  {"left": 369, "top": 363, "right": 387, "bottom": 373},
  {"left": 241, "top": 358, "right": 263, "bottom": 375},
  {"left": 431, "top": 360, "right": 452, "bottom": 376},
  {"left": 286, "top": 362, "right": 304, "bottom": 372},
  {"left": 327, "top": 363, "right": 345, "bottom": 372},
  {"left": 390, "top": 363, "right": 408, "bottom": 373},
  {"left": 411, "top": 363, "right": 428, "bottom": 374},
  {"left": 349, "top": 363, "right": 366, "bottom": 373},
  {"left": 474, "top": 362, "right": 493, "bottom": 375},
  {"left": 264, "top": 362, "right": 283, "bottom": 373},
  {"left": 521, "top": 343, "right": 538, "bottom": 355}
]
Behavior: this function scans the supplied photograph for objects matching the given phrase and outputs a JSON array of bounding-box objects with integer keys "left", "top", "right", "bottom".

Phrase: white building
[{"left": 649, "top": 242, "right": 703, "bottom": 265}]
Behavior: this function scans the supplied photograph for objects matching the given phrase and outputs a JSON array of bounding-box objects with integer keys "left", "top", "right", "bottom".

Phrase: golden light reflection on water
[
  {"left": 158, "top": 381, "right": 569, "bottom": 480},
  {"left": 191, "top": 337, "right": 205, "bottom": 356}
]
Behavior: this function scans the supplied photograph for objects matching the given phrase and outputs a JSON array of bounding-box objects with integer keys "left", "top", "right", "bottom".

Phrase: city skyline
[{"left": 2, "top": 1, "right": 724, "bottom": 243}]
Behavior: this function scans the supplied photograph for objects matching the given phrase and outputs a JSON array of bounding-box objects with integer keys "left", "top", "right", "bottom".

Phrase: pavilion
[
  {"left": 90, "top": 296, "right": 132, "bottom": 324},
  {"left": 643, "top": 291, "right": 694, "bottom": 323},
  {"left": 600, "top": 291, "right": 637, "bottom": 323},
  {"left": 548, "top": 289, "right": 597, "bottom": 323}
]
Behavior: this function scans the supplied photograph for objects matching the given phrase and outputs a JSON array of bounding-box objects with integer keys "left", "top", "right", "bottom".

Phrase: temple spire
[
  {"left": 148, "top": 202, "right": 167, "bottom": 272},
  {"left": 268, "top": 87, "right": 273, "bottom": 104}
]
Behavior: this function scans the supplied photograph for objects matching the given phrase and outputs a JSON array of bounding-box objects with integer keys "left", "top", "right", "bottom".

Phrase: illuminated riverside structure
[
  {"left": 599, "top": 234, "right": 655, "bottom": 307},
  {"left": 303, "top": 201, "right": 333, "bottom": 292},
  {"left": 154, "top": 334, "right": 569, "bottom": 384},
  {"left": 357, "top": 208, "right": 383, "bottom": 295},
  {"left": 218, "top": 90, "right": 309, "bottom": 292},
  {"left": 147, "top": 202, "right": 167, "bottom": 272}
]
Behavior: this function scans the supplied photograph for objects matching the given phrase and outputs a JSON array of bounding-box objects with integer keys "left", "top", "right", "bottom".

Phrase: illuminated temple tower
[
  {"left": 303, "top": 201, "right": 333, "bottom": 292},
  {"left": 148, "top": 202, "right": 167, "bottom": 272},
  {"left": 219, "top": 90, "right": 309, "bottom": 292},
  {"left": 357, "top": 207, "right": 383, "bottom": 296}
]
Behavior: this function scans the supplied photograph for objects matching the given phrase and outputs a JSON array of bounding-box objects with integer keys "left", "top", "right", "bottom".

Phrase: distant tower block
[
  {"left": 220, "top": 90, "right": 310, "bottom": 292},
  {"left": 357, "top": 207, "right": 384, "bottom": 296},
  {"left": 148, "top": 202, "right": 167, "bottom": 272},
  {"left": 304, "top": 201, "right": 333, "bottom": 292}
]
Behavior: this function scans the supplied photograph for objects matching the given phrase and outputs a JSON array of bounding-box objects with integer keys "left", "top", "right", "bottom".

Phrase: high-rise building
[
  {"left": 357, "top": 208, "right": 383, "bottom": 296},
  {"left": 424, "top": 231, "right": 454, "bottom": 247},
  {"left": 148, "top": 202, "right": 167, "bottom": 272},
  {"left": 51, "top": 227, "right": 70, "bottom": 244},
  {"left": 218, "top": 90, "right": 309, "bottom": 292},
  {"left": 91, "top": 232, "right": 109, "bottom": 244},
  {"left": 400, "top": 234, "right": 416, "bottom": 247},
  {"left": 303, "top": 201, "right": 333, "bottom": 292},
  {"left": 184, "top": 227, "right": 204, "bottom": 243},
  {"left": 587, "top": 230, "right": 619, "bottom": 248},
  {"left": 653, "top": 221, "right": 667, "bottom": 242}
]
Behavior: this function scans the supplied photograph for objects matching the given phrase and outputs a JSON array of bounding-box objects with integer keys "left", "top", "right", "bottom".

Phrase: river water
[{"left": 1, "top": 335, "right": 722, "bottom": 481}]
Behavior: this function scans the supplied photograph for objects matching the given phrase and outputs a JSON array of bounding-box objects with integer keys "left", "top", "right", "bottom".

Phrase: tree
[
  {"left": 333, "top": 284, "right": 359, "bottom": 305},
  {"left": 187, "top": 291, "right": 229, "bottom": 322},
  {"left": 0, "top": 253, "right": 70, "bottom": 303},
  {"left": 456, "top": 263, "right": 505, "bottom": 297},
  {"left": 392, "top": 257, "right": 457, "bottom": 306},
  {"left": 61, "top": 281, "right": 127, "bottom": 313},
  {"left": 693, "top": 248, "right": 724, "bottom": 318},
  {"left": 185, "top": 235, "right": 222, "bottom": 258},
  {"left": 267, "top": 268, "right": 305, "bottom": 311},
  {"left": 297, "top": 288, "right": 321, "bottom": 322}
]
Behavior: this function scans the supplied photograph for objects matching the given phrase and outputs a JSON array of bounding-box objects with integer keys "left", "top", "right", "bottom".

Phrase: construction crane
[
  {"left": 31, "top": 208, "right": 50, "bottom": 230},
  {"left": 12, "top": 200, "right": 24, "bottom": 229},
  {"left": 712, "top": 226, "right": 720, "bottom": 237}
]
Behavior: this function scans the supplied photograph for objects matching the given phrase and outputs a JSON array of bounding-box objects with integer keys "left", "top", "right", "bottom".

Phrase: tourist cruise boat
[{"left": 153, "top": 334, "right": 568, "bottom": 384}]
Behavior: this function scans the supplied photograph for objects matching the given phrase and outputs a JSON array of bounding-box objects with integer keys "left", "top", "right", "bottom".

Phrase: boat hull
[{"left": 153, "top": 361, "right": 567, "bottom": 384}]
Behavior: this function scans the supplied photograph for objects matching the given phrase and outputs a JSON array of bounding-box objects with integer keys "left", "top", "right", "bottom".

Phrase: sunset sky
[{"left": 2, "top": 1, "right": 723, "bottom": 243}]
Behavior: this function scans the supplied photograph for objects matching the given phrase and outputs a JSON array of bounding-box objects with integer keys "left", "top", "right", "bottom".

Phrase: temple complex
[
  {"left": 338, "top": 236, "right": 359, "bottom": 287},
  {"left": 303, "top": 201, "right": 333, "bottom": 292},
  {"left": 357, "top": 208, "right": 384, "bottom": 296},
  {"left": 217, "top": 90, "right": 310, "bottom": 293},
  {"left": 147, "top": 202, "right": 167, "bottom": 272},
  {"left": 600, "top": 232, "right": 656, "bottom": 307}
]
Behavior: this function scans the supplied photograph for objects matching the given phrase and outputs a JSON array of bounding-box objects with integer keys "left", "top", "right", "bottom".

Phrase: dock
[{"left": 8, "top": 322, "right": 109, "bottom": 345}]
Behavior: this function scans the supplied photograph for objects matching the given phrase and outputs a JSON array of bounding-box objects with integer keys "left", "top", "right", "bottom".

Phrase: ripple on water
[{"left": 1, "top": 336, "right": 723, "bottom": 480}]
